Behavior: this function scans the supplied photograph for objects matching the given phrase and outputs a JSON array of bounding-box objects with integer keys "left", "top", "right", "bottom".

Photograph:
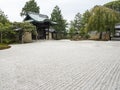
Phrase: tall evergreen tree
[
  {"left": 0, "top": 9, "right": 9, "bottom": 24},
  {"left": 74, "top": 13, "right": 82, "bottom": 33},
  {"left": 81, "top": 10, "right": 91, "bottom": 30},
  {"left": 0, "top": 9, "right": 11, "bottom": 43},
  {"left": 20, "top": 0, "right": 40, "bottom": 16},
  {"left": 69, "top": 13, "right": 82, "bottom": 35},
  {"left": 50, "top": 5, "right": 67, "bottom": 34}
]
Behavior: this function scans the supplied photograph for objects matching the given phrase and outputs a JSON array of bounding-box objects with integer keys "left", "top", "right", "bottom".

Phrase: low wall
[
  {"left": 89, "top": 31, "right": 110, "bottom": 40},
  {"left": 23, "top": 32, "right": 32, "bottom": 43}
]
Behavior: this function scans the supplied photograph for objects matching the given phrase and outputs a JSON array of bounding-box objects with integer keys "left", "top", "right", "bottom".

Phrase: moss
[{"left": 0, "top": 44, "right": 11, "bottom": 50}]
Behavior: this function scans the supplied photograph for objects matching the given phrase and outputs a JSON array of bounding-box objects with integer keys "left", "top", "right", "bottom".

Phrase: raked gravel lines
[{"left": 0, "top": 40, "right": 120, "bottom": 90}]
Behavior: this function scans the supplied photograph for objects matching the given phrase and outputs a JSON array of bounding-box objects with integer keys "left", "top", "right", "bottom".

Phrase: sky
[{"left": 0, "top": 0, "right": 113, "bottom": 22}]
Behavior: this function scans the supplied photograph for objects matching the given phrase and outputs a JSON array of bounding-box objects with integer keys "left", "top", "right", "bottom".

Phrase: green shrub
[
  {"left": 83, "top": 34, "right": 90, "bottom": 39},
  {"left": 0, "top": 44, "right": 11, "bottom": 50}
]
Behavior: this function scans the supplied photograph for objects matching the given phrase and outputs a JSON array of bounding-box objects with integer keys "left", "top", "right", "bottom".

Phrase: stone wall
[
  {"left": 89, "top": 31, "right": 110, "bottom": 40},
  {"left": 23, "top": 32, "right": 32, "bottom": 43},
  {"left": 89, "top": 31, "right": 100, "bottom": 40},
  {"left": 102, "top": 32, "right": 110, "bottom": 40}
]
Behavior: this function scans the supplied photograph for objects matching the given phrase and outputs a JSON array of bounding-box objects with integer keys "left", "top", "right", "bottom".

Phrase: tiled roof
[
  {"left": 24, "top": 12, "right": 57, "bottom": 25},
  {"left": 115, "top": 23, "right": 120, "bottom": 29},
  {"left": 24, "top": 12, "right": 49, "bottom": 22}
]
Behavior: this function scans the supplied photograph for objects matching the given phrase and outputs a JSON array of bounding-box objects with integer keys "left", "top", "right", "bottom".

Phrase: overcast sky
[{"left": 0, "top": 0, "right": 113, "bottom": 22}]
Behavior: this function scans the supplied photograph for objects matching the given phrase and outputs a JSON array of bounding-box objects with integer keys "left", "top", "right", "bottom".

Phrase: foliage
[
  {"left": 0, "top": 9, "right": 14, "bottom": 43},
  {"left": 69, "top": 26, "right": 75, "bottom": 38},
  {"left": 73, "top": 13, "right": 82, "bottom": 33},
  {"left": 0, "top": 10, "right": 9, "bottom": 24},
  {"left": 20, "top": 0, "right": 40, "bottom": 16},
  {"left": 50, "top": 5, "right": 67, "bottom": 39},
  {"left": 104, "top": 0, "right": 120, "bottom": 12},
  {"left": 0, "top": 23, "right": 15, "bottom": 44},
  {"left": 0, "top": 9, "right": 9, "bottom": 28},
  {"left": 12, "top": 22, "right": 37, "bottom": 43},
  {"left": 13, "top": 22, "right": 36, "bottom": 32},
  {"left": 86, "top": 5, "right": 120, "bottom": 39},
  {"left": 81, "top": 10, "right": 91, "bottom": 31},
  {"left": 69, "top": 13, "right": 84, "bottom": 39},
  {"left": 0, "top": 43, "right": 11, "bottom": 50}
]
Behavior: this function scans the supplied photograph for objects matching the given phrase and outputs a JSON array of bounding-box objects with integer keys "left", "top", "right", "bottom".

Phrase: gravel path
[{"left": 0, "top": 40, "right": 120, "bottom": 90}]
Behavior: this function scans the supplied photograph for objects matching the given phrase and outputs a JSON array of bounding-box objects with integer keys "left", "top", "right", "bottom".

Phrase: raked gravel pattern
[{"left": 0, "top": 40, "right": 120, "bottom": 90}]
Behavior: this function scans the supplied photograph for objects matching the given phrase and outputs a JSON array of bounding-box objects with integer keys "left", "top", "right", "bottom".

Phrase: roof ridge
[{"left": 28, "top": 12, "right": 48, "bottom": 18}]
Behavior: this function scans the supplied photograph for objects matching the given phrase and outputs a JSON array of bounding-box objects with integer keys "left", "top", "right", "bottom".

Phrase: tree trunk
[
  {"left": 0, "top": 32, "right": 3, "bottom": 43},
  {"left": 109, "top": 29, "right": 111, "bottom": 40},
  {"left": 99, "top": 32, "right": 102, "bottom": 40},
  {"left": 56, "top": 33, "right": 57, "bottom": 40},
  {"left": 36, "top": 35, "right": 38, "bottom": 40},
  {"left": 21, "top": 35, "right": 24, "bottom": 44}
]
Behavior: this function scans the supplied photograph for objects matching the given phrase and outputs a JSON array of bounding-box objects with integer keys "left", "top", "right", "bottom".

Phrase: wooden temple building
[
  {"left": 114, "top": 24, "right": 120, "bottom": 37},
  {"left": 110, "top": 24, "right": 120, "bottom": 40},
  {"left": 24, "top": 12, "right": 57, "bottom": 40}
]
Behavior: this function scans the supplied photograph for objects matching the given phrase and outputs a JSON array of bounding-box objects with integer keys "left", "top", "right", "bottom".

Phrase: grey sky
[{"left": 0, "top": 0, "right": 113, "bottom": 22}]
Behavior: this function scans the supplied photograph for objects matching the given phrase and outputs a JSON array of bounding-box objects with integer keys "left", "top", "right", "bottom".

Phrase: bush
[
  {"left": 83, "top": 34, "right": 90, "bottom": 39},
  {"left": 0, "top": 44, "right": 11, "bottom": 50}
]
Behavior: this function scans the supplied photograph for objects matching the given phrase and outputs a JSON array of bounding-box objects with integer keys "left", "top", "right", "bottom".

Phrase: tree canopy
[
  {"left": 69, "top": 12, "right": 91, "bottom": 39},
  {"left": 12, "top": 22, "right": 37, "bottom": 43},
  {"left": 50, "top": 5, "right": 67, "bottom": 33},
  {"left": 13, "top": 22, "right": 36, "bottom": 32},
  {"left": 0, "top": 9, "right": 12, "bottom": 43},
  {"left": 20, "top": 0, "right": 40, "bottom": 16},
  {"left": 104, "top": 0, "right": 120, "bottom": 12},
  {"left": 69, "top": 13, "right": 82, "bottom": 34},
  {"left": 86, "top": 5, "right": 120, "bottom": 39},
  {"left": 81, "top": 10, "right": 91, "bottom": 30},
  {"left": 0, "top": 9, "right": 9, "bottom": 24}
]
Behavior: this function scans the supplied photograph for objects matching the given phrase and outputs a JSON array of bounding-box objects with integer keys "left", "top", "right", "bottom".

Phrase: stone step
[{"left": 111, "top": 37, "right": 120, "bottom": 41}]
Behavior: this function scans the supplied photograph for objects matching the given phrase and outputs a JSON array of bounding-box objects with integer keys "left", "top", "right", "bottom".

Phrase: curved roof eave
[{"left": 28, "top": 12, "right": 49, "bottom": 22}]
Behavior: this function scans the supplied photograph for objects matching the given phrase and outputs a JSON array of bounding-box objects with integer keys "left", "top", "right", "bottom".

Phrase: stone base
[{"left": 23, "top": 32, "right": 32, "bottom": 43}]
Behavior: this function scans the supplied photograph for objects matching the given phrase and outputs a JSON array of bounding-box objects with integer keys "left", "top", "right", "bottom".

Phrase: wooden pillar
[
  {"left": 56, "top": 32, "right": 57, "bottom": 40},
  {"left": 48, "top": 27, "right": 49, "bottom": 40}
]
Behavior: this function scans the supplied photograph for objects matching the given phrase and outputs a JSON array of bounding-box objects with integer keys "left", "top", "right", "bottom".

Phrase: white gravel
[{"left": 0, "top": 40, "right": 120, "bottom": 90}]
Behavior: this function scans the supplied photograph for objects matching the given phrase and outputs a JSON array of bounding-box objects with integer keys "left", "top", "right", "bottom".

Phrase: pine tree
[
  {"left": 50, "top": 5, "right": 67, "bottom": 33},
  {"left": 69, "top": 13, "right": 82, "bottom": 35},
  {"left": 20, "top": 0, "right": 40, "bottom": 16},
  {"left": 0, "top": 9, "right": 11, "bottom": 43}
]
